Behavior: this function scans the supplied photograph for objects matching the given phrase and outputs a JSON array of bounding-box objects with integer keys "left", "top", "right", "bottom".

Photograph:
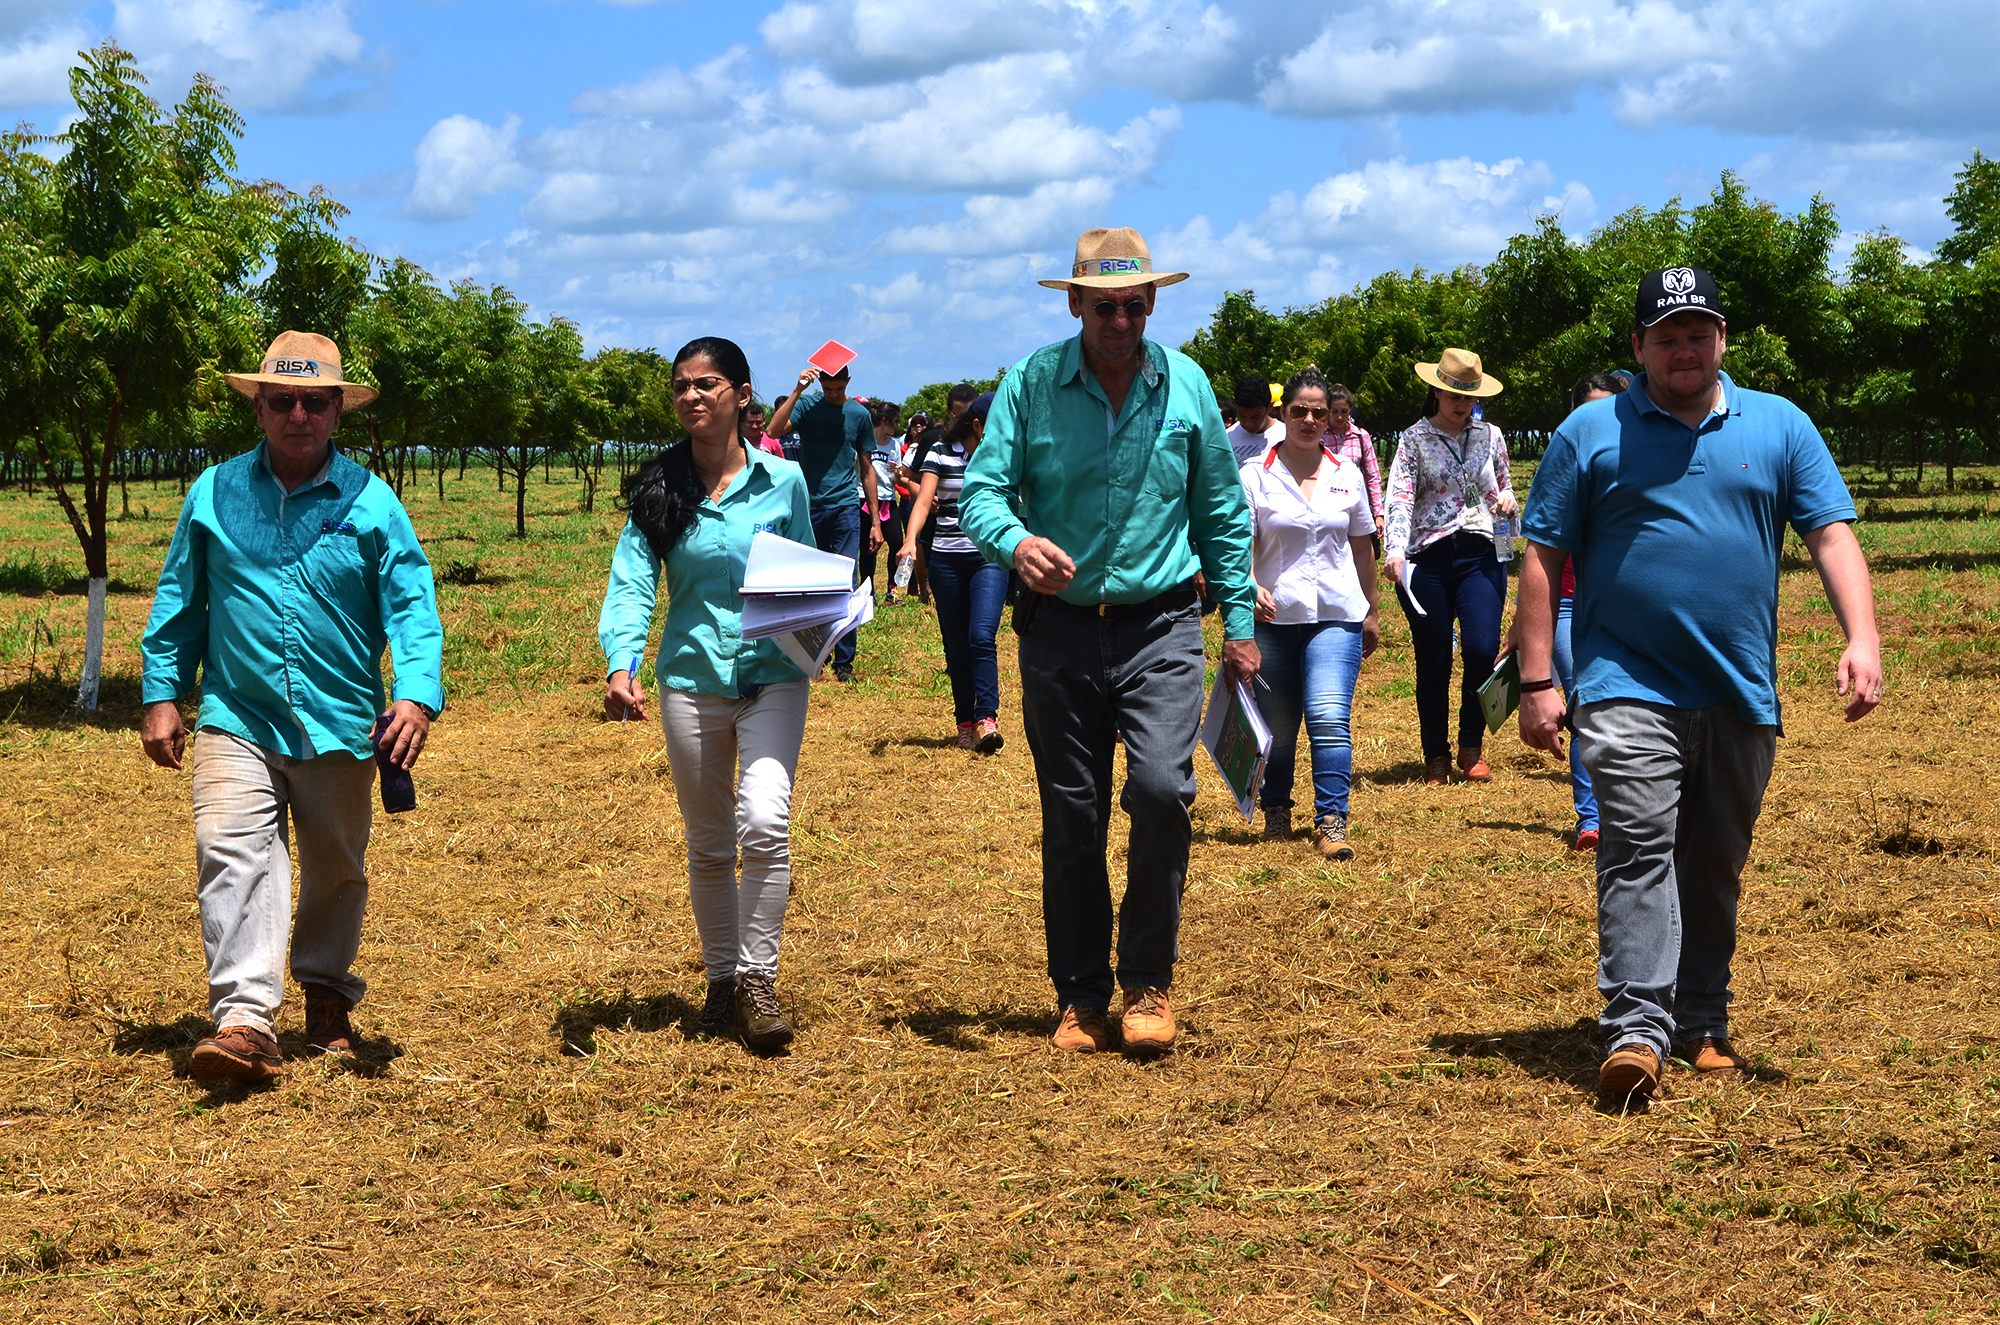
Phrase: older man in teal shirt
[
  {"left": 962, "top": 227, "right": 1257, "bottom": 1056},
  {"left": 141, "top": 332, "right": 444, "bottom": 1084}
]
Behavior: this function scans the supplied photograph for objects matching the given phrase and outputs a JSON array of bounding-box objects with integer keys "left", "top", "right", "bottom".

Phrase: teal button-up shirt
[
  {"left": 598, "top": 445, "right": 815, "bottom": 698},
  {"left": 961, "top": 335, "right": 1256, "bottom": 639},
  {"left": 142, "top": 443, "right": 446, "bottom": 761}
]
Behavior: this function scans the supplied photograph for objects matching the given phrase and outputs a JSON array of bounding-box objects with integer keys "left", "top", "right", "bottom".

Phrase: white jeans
[
  {"left": 659, "top": 681, "right": 809, "bottom": 982},
  {"left": 189, "top": 729, "right": 376, "bottom": 1035}
]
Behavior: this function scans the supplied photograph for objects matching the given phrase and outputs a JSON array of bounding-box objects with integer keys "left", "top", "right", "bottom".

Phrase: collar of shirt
[
  {"left": 1056, "top": 334, "right": 1163, "bottom": 434},
  {"left": 252, "top": 441, "right": 339, "bottom": 496},
  {"left": 1630, "top": 371, "right": 1735, "bottom": 428},
  {"left": 1263, "top": 444, "right": 1337, "bottom": 472}
]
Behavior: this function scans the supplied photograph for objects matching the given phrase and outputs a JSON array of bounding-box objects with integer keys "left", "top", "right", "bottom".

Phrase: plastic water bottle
[{"left": 893, "top": 555, "right": 914, "bottom": 590}]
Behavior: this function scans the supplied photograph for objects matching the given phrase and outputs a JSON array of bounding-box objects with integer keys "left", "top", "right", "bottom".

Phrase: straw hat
[
  {"left": 1414, "top": 347, "right": 1503, "bottom": 398},
  {"left": 225, "top": 331, "right": 378, "bottom": 410},
  {"left": 1038, "top": 227, "right": 1189, "bottom": 290}
]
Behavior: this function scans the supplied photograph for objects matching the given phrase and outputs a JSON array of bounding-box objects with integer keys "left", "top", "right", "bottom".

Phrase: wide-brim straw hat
[
  {"left": 1414, "top": 347, "right": 1503, "bottom": 398},
  {"left": 1038, "top": 226, "right": 1189, "bottom": 290},
  {"left": 225, "top": 330, "right": 378, "bottom": 410}
]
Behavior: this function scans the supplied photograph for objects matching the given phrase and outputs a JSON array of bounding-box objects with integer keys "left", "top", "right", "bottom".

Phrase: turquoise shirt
[
  {"left": 790, "top": 389, "right": 874, "bottom": 516},
  {"left": 141, "top": 443, "right": 446, "bottom": 761},
  {"left": 960, "top": 335, "right": 1256, "bottom": 639},
  {"left": 598, "top": 445, "right": 815, "bottom": 698}
]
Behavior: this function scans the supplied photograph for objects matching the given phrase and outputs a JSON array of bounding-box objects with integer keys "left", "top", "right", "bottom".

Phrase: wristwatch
[
  {"left": 1519, "top": 678, "right": 1557, "bottom": 695},
  {"left": 415, "top": 702, "right": 439, "bottom": 720}
]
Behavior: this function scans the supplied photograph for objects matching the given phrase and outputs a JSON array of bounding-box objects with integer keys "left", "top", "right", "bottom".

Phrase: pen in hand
[{"left": 622, "top": 654, "right": 642, "bottom": 722}]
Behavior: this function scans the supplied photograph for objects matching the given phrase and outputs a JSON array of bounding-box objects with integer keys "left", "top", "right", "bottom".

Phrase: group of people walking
[{"left": 140, "top": 228, "right": 1881, "bottom": 1108}]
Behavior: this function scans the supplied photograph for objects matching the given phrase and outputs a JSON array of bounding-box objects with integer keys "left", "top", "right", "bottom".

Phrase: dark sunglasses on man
[
  {"left": 1091, "top": 298, "right": 1149, "bottom": 320},
  {"left": 264, "top": 391, "right": 337, "bottom": 416}
]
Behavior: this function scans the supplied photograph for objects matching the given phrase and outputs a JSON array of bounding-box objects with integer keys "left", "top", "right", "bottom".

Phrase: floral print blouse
[{"left": 1382, "top": 417, "right": 1514, "bottom": 559}]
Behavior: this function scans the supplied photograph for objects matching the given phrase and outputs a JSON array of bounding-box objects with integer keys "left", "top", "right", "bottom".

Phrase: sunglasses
[
  {"left": 672, "top": 375, "right": 730, "bottom": 397},
  {"left": 265, "top": 392, "right": 336, "bottom": 415},
  {"left": 1284, "top": 404, "right": 1329, "bottom": 421},
  {"left": 1091, "top": 298, "right": 1149, "bottom": 320}
]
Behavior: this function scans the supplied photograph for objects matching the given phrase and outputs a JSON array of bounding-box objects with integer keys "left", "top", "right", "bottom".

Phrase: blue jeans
[
  {"left": 1551, "top": 596, "right": 1598, "bottom": 832},
  {"left": 1019, "top": 594, "right": 1205, "bottom": 1011},
  {"left": 926, "top": 549, "right": 1005, "bottom": 723},
  {"left": 1398, "top": 532, "right": 1506, "bottom": 758},
  {"left": 1574, "top": 699, "right": 1775, "bottom": 1059},
  {"left": 1253, "top": 620, "right": 1363, "bottom": 821},
  {"left": 810, "top": 504, "right": 861, "bottom": 673}
]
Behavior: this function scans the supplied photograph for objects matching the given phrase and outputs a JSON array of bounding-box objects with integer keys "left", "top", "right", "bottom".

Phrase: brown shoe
[
  {"left": 1598, "top": 1042, "right": 1660, "bottom": 1101},
  {"left": 190, "top": 1025, "right": 284, "bottom": 1083},
  {"left": 1262, "top": 809, "right": 1292, "bottom": 842},
  {"left": 1680, "top": 1035, "right": 1748, "bottom": 1078},
  {"left": 1311, "top": 812, "right": 1354, "bottom": 861},
  {"left": 1424, "top": 757, "right": 1452, "bottom": 786},
  {"left": 1457, "top": 746, "right": 1492, "bottom": 782},
  {"left": 302, "top": 984, "right": 355, "bottom": 1055},
  {"left": 1051, "top": 1005, "right": 1110, "bottom": 1053},
  {"left": 1119, "top": 987, "right": 1176, "bottom": 1055}
]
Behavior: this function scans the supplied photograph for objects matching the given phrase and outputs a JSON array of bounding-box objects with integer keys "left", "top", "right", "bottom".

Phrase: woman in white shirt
[{"left": 1243, "top": 368, "right": 1381, "bottom": 860}]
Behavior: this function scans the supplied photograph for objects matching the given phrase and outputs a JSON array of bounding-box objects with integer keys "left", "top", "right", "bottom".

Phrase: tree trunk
[
  {"left": 515, "top": 449, "right": 529, "bottom": 538},
  {"left": 1946, "top": 427, "right": 1957, "bottom": 493}
]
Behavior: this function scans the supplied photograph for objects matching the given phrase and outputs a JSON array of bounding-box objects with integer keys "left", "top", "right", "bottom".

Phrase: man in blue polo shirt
[
  {"left": 765, "top": 360, "right": 881, "bottom": 682},
  {"left": 1514, "top": 267, "right": 1882, "bottom": 1105}
]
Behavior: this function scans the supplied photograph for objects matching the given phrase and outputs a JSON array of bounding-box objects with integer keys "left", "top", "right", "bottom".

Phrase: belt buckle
[{"left": 1098, "top": 603, "right": 1108, "bottom": 616}]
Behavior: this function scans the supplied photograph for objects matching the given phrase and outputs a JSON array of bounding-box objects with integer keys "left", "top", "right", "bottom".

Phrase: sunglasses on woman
[
  {"left": 1091, "top": 298, "right": 1149, "bottom": 321},
  {"left": 1284, "top": 404, "right": 1329, "bottom": 421},
  {"left": 265, "top": 392, "right": 336, "bottom": 415}
]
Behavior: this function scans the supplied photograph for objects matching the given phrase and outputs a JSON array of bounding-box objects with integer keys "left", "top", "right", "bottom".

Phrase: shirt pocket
[
  {"left": 304, "top": 525, "right": 370, "bottom": 597},
  {"left": 1143, "top": 427, "right": 1192, "bottom": 501}
]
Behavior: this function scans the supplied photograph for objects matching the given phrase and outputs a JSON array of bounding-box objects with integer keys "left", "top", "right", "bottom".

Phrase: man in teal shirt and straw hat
[{"left": 962, "top": 226, "right": 1258, "bottom": 1057}]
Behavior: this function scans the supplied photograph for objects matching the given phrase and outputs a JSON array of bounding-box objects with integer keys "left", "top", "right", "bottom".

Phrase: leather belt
[{"left": 1042, "top": 583, "right": 1199, "bottom": 621}]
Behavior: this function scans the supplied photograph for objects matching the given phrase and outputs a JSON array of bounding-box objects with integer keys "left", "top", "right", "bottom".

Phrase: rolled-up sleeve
[
  {"left": 960, "top": 369, "right": 1031, "bottom": 568},
  {"left": 376, "top": 505, "right": 446, "bottom": 715},
  {"left": 598, "top": 520, "right": 662, "bottom": 676},
  {"left": 1185, "top": 388, "right": 1257, "bottom": 640},
  {"left": 141, "top": 487, "right": 210, "bottom": 704}
]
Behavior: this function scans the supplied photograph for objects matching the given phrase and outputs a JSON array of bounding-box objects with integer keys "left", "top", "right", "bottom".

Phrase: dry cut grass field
[{"left": 3, "top": 456, "right": 1999, "bottom": 1323}]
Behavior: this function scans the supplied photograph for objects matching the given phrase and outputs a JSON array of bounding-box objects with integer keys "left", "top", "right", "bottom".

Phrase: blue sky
[{"left": 3, "top": 1, "right": 1995, "bottom": 402}]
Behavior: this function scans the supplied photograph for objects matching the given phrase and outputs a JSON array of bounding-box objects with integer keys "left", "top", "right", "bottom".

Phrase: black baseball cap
[{"left": 1636, "top": 266, "right": 1725, "bottom": 328}]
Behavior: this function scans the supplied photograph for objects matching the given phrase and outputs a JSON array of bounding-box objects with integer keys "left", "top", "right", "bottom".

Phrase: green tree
[
  {"left": 0, "top": 43, "right": 276, "bottom": 710},
  {"left": 1937, "top": 150, "right": 2000, "bottom": 266},
  {"left": 349, "top": 258, "right": 452, "bottom": 499}
]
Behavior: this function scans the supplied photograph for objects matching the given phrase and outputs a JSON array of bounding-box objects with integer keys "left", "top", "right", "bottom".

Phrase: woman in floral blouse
[{"left": 1382, "top": 348, "right": 1518, "bottom": 786}]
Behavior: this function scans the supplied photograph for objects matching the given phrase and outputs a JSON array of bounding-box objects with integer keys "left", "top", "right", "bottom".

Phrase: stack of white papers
[
  {"left": 1200, "top": 671, "right": 1273, "bottom": 823},
  {"left": 738, "top": 531, "right": 872, "bottom": 675}
]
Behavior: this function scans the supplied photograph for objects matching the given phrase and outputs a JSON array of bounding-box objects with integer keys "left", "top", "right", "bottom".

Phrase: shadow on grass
[
  {"left": 883, "top": 1007, "right": 1058, "bottom": 1051},
  {"left": 0, "top": 674, "right": 144, "bottom": 734},
  {"left": 870, "top": 734, "right": 960, "bottom": 754},
  {"left": 552, "top": 991, "right": 700, "bottom": 1056},
  {"left": 1467, "top": 818, "right": 1570, "bottom": 841},
  {"left": 1429, "top": 1017, "right": 1603, "bottom": 1093},
  {"left": 1194, "top": 821, "right": 1261, "bottom": 846},
  {"left": 109, "top": 1013, "right": 210, "bottom": 1057},
  {"left": 1866, "top": 550, "right": 2000, "bottom": 575},
  {"left": 1360, "top": 760, "right": 1433, "bottom": 786}
]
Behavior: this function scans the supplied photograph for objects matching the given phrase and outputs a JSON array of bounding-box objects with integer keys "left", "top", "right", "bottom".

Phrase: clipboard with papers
[
  {"left": 1200, "top": 669, "right": 1273, "bottom": 823},
  {"left": 738, "top": 531, "right": 873, "bottom": 676}
]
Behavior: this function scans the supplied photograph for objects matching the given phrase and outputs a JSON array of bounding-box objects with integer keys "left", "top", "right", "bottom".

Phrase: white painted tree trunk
[{"left": 75, "top": 576, "right": 107, "bottom": 712}]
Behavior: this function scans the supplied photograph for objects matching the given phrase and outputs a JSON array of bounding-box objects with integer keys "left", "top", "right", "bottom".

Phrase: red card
[{"left": 807, "top": 339, "right": 856, "bottom": 377}]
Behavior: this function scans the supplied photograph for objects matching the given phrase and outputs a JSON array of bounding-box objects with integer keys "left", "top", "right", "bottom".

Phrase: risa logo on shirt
[
  {"left": 320, "top": 518, "right": 359, "bottom": 536},
  {"left": 1160, "top": 418, "right": 1192, "bottom": 433}
]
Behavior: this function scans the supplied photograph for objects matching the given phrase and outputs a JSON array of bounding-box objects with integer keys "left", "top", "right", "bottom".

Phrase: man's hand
[
  {"left": 1013, "top": 536, "right": 1076, "bottom": 594},
  {"left": 376, "top": 699, "right": 431, "bottom": 771},
  {"left": 867, "top": 518, "right": 884, "bottom": 554},
  {"left": 1835, "top": 638, "right": 1884, "bottom": 723},
  {"left": 141, "top": 700, "right": 187, "bottom": 770},
  {"left": 1518, "top": 687, "right": 1565, "bottom": 756},
  {"left": 1221, "top": 637, "right": 1261, "bottom": 687},
  {"left": 605, "top": 670, "right": 647, "bottom": 724}
]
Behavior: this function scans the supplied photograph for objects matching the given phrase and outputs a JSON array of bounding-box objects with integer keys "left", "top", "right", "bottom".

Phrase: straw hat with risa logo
[
  {"left": 225, "top": 330, "right": 378, "bottom": 410},
  {"left": 1413, "top": 347, "right": 1504, "bottom": 398},
  {"left": 1038, "top": 227, "right": 1190, "bottom": 291}
]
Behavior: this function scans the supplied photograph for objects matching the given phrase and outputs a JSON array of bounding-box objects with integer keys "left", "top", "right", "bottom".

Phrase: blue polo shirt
[
  {"left": 790, "top": 390, "right": 873, "bottom": 516},
  {"left": 1521, "top": 372, "right": 1855, "bottom": 727}
]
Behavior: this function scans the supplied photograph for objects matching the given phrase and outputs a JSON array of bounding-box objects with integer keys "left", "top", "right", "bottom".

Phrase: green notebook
[{"left": 1477, "top": 651, "right": 1522, "bottom": 734}]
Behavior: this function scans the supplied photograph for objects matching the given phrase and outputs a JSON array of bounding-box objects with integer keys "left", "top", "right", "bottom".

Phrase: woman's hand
[
  {"left": 605, "top": 669, "right": 647, "bottom": 723},
  {"left": 1495, "top": 621, "right": 1518, "bottom": 668},
  {"left": 896, "top": 538, "right": 917, "bottom": 564},
  {"left": 1493, "top": 490, "right": 1519, "bottom": 518},
  {"left": 1361, "top": 608, "right": 1381, "bottom": 658},
  {"left": 1383, "top": 556, "right": 1405, "bottom": 589},
  {"left": 1254, "top": 585, "right": 1277, "bottom": 622}
]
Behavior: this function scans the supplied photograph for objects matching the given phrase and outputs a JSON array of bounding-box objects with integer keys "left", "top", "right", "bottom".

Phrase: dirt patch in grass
[{"left": 2, "top": 465, "right": 1998, "bottom": 1321}]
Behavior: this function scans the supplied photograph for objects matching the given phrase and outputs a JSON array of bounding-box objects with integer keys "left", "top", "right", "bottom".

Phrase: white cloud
[
  {"left": 401, "top": 114, "right": 530, "bottom": 222},
  {"left": 885, "top": 177, "right": 1120, "bottom": 255},
  {"left": 759, "top": 0, "right": 1067, "bottom": 85},
  {"left": 571, "top": 48, "right": 750, "bottom": 118},
  {"left": 0, "top": 17, "right": 85, "bottom": 109},
  {"left": 109, "top": 0, "right": 374, "bottom": 113}
]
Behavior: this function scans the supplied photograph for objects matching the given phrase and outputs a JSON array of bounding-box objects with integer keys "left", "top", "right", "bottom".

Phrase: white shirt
[
  {"left": 1226, "top": 419, "right": 1285, "bottom": 467},
  {"left": 1241, "top": 447, "right": 1376, "bottom": 625}
]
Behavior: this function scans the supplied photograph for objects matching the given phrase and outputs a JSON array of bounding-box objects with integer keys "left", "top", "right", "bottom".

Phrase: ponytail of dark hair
[{"left": 619, "top": 336, "right": 755, "bottom": 562}]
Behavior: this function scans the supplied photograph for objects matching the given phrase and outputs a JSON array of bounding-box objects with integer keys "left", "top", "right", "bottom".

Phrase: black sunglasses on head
[
  {"left": 1091, "top": 298, "right": 1148, "bottom": 320},
  {"left": 265, "top": 391, "right": 336, "bottom": 415}
]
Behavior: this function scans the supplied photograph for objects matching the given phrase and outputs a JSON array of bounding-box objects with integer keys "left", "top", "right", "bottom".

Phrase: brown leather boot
[
  {"left": 1051, "top": 1005, "right": 1110, "bottom": 1053},
  {"left": 1424, "top": 757, "right": 1452, "bottom": 786},
  {"left": 1598, "top": 1042, "right": 1661, "bottom": 1101},
  {"left": 191, "top": 1025, "right": 284, "bottom": 1083},
  {"left": 1262, "top": 809, "right": 1292, "bottom": 842},
  {"left": 1457, "top": 746, "right": 1492, "bottom": 782},
  {"left": 1311, "top": 812, "right": 1354, "bottom": 862},
  {"left": 1680, "top": 1035, "right": 1748, "bottom": 1078},
  {"left": 1119, "top": 987, "right": 1176, "bottom": 1055},
  {"left": 302, "top": 984, "right": 356, "bottom": 1055}
]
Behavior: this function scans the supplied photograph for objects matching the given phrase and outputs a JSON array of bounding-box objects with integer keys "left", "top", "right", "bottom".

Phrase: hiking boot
[
  {"left": 1119, "top": 987, "right": 1176, "bottom": 1055},
  {"left": 734, "top": 972, "right": 794, "bottom": 1050},
  {"left": 301, "top": 984, "right": 355, "bottom": 1055},
  {"left": 1680, "top": 1035, "right": 1748, "bottom": 1079},
  {"left": 832, "top": 665, "right": 854, "bottom": 683},
  {"left": 956, "top": 721, "right": 977, "bottom": 749},
  {"left": 190, "top": 1025, "right": 284, "bottom": 1083},
  {"left": 1311, "top": 812, "right": 1355, "bottom": 862},
  {"left": 1051, "top": 1005, "right": 1110, "bottom": 1053},
  {"left": 1574, "top": 826, "right": 1600, "bottom": 852},
  {"left": 1424, "top": 757, "right": 1452, "bottom": 786},
  {"left": 1457, "top": 746, "right": 1492, "bottom": 782},
  {"left": 974, "top": 718, "right": 1004, "bottom": 753},
  {"left": 1262, "top": 809, "right": 1292, "bottom": 842},
  {"left": 1598, "top": 1042, "right": 1661, "bottom": 1101},
  {"left": 697, "top": 977, "right": 737, "bottom": 1037}
]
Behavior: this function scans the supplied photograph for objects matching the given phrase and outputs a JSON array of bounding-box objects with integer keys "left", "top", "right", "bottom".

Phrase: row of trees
[
  {"left": 0, "top": 46, "right": 688, "bottom": 710},
  {"left": 1181, "top": 157, "right": 2000, "bottom": 483}
]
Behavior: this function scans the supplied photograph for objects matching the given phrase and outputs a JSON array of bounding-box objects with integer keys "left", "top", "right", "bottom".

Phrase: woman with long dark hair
[
  {"left": 598, "top": 337, "right": 812, "bottom": 1051},
  {"left": 1382, "top": 348, "right": 1517, "bottom": 786},
  {"left": 896, "top": 391, "right": 1006, "bottom": 751}
]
